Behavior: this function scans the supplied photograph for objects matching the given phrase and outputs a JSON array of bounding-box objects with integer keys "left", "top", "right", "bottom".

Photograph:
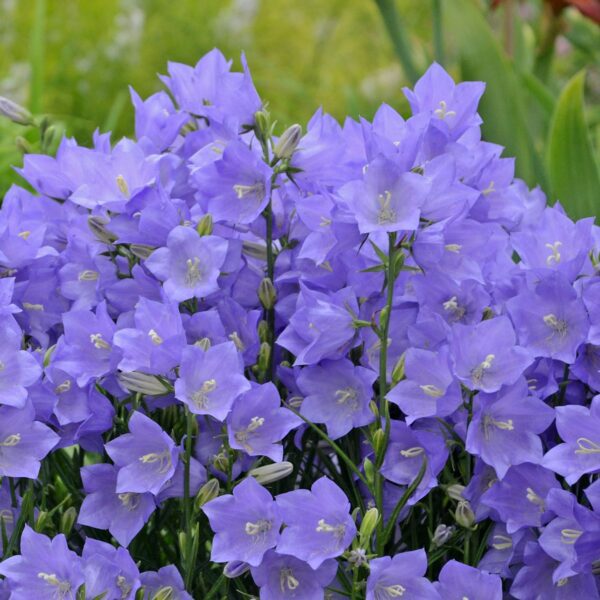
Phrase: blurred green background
[{"left": 1, "top": 0, "right": 599, "bottom": 216}]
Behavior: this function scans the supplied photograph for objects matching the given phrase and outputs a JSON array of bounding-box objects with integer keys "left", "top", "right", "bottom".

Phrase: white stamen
[
  {"left": 471, "top": 354, "right": 495, "bottom": 385},
  {"left": 543, "top": 313, "right": 568, "bottom": 338},
  {"left": 0, "top": 434, "right": 21, "bottom": 447},
  {"left": 400, "top": 446, "right": 425, "bottom": 458},
  {"left": 574, "top": 437, "right": 600, "bottom": 454},
  {"left": 185, "top": 257, "right": 202, "bottom": 287},
  {"left": 492, "top": 534, "right": 512, "bottom": 550},
  {"left": 545, "top": 241, "right": 562, "bottom": 265},
  {"left": 78, "top": 270, "right": 99, "bottom": 281},
  {"left": 561, "top": 528, "right": 582, "bottom": 544},
  {"left": 118, "top": 492, "right": 141, "bottom": 511},
  {"left": 148, "top": 329, "right": 163, "bottom": 345},
  {"left": 23, "top": 302, "right": 44, "bottom": 311},
  {"left": 191, "top": 379, "right": 217, "bottom": 409},
  {"left": 525, "top": 487, "right": 546, "bottom": 511},
  {"left": 434, "top": 100, "right": 456, "bottom": 119},
  {"left": 377, "top": 190, "right": 397, "bottom": 225},
  {"left": 481, "top": 181, "right": 495, "bottom": 196},
  {"left": 90, "top": 333, "right": 111, "bottom": 350},
  {"left": 280, "top": 568, "right": 300, "bottom": 592},
  {"left": 444, "top": 243, "right": 462, "bottom": 253},
  {"left": 116, "top": 174, "right": 129, "bottom": 197},
  {"left": 420, "top": 384, "right": 444, "bottom": 398},
  {"left": 233, "top": 182, "right": 266, "bottom": 200},
  {"left": 316, "top": 518, "right": 347, "bottom": 539},
  {"left": 138, "top": 449, "right": 172, "bottom": 474},
  {"left": 244, "top": 519, "right": 272, "bottom": 535}
]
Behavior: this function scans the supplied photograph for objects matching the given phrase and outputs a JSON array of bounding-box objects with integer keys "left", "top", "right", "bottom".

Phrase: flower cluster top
[{"left": 0, "top": 49, "right": 598, "bottom": 599}]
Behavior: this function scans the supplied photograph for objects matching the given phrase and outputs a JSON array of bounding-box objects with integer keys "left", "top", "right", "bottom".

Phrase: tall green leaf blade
[
  {"left": 447, "top": 0, "right": 546, "bottom": 188},
  {"left": 546, "top": 71, "right": 600, "bottom": 220}
]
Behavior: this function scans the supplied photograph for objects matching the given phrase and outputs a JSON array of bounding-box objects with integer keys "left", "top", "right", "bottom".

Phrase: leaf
[
  {"left": 546, "top": 71, "right": 600, "bottom": 220},
  {"left": 447, "top": 0, "right": 546, "bottom": 188}
]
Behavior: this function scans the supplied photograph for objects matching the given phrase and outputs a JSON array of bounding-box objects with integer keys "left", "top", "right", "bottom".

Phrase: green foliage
[
  {"left": 0, "top": 0, "right": 598, "bottom": 215},
  {"left": 547, "top": 70, "right": 600, "bottom": 219}
]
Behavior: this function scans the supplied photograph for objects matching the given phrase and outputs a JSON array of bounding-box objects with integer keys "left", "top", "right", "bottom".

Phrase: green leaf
[
  {"left": 546, "top": 71, "right": 600, "bottom": 220},
  {"left": 446, "top": 0, "right": 546, "bottom": 188}
]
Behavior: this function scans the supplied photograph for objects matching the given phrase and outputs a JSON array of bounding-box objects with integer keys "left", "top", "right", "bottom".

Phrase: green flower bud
[
  {"left": 446, "top": 483, "right": 466, "bottom": 502},
  {"left": 35, "top": 510, "right": 50, "bottom": 532},
  {"left": 60, "top": 506, "right": 77, "bottom": 537},
  {"left": 257, "top": 320, "right": 270, "bottom": 343},
  {"left": 359, "top": 507, "right": 380, "bottom": 547},
  {"left": 118, "top": 371, "right": 169, "bottom": 396},
  {"left": 363, "top": 457, "right": 375, "bottom": 488},
  {"left": 258, "top": 277, "right": 277, "bottom": 310},
  {"left": 454, "top": 499, "right": 475, "bottom": 529},
  {"left": 196, "top": 214, "right": 213, "bottom": 236},
  {"left": 391, "top": 352, "right": 406, "bottom": 385},
  {"left": 257, "top": 341, "right": 271, "bottom": 372},
  {"left": 88, "top": 216, "right": 117, "bottom": 244},
  {"left": 195, "top": 479, "right": 220, "bottom": 510}
]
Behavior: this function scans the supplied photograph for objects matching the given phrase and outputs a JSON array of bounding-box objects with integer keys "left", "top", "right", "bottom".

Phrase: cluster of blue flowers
[{"left": 0, "top": 49, "right": 598, "bottom": 599}]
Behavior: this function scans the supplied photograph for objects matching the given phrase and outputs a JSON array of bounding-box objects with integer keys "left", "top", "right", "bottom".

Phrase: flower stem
[{"left": 183, "top": 407, "right": 195, "bottom": 591}]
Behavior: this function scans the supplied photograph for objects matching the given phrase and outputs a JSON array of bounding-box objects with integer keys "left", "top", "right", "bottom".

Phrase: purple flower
[
  {"left": 507, "top": 272, "right": 588, "bottom": 363},
  {"left": 113, "top": 297, "right": 186, "bottom": 375},
  {"left": 386, "top": 347, "right": 462, "bottom": 424},
  {"left": 82, "top": 538, "right": 141, "bottom": 599},
  {"left": 0, "top": 526, "right": 84, "bottom": 600},
  {"left": 277, "top": 285, "right": 360, "bottom": 365},
  {"left": 275, "top": 477, "right": 356, "bottom": 569},
  {"left": 481, "top": 463, "right": 560, "bottom": 533},
  {"left": 435, "top": 560, "right": 502, "bottom": 600},
  {"left": 511, "top": 206, "right": 593, "bottom": 282},
  {"left": 174, "top": 342, "right": 250, "bottom": 420},
  {"left": 52, "top": 301, "right": 121, "bottom": 387},
  {"left": 466, "top": 379, "right": 554, "bottom": 478},
  {"left": 450, "top": 316, "right": 532, "bottom": 393},
  {"left": 380, "top": 420, "right": 448, "bottom": 491},
  {"left": 542, "top": 396, "right": 600, "bottom": 484},
  {"left": 227, "top": 382, "right": 300, "bottom": 461},
  {"left": 296, "top": 358, "right": 376, "bottom": 439},
  {"left": 203, "top": 476, "right": 282, "bottom": 567},
  {"left": 140, "top": 565, "right": 192, "bottom": 600},
  {"left": 190, "top": 140, "right": 272, "bottom": 225},
  {"left": 250, "top": 551, "right": 337, "bottom": 600},
  {"left": 510, "top": 541, "right": 600, "bottom": 600},
  {"left": 78, "top": 463, "right": 156, "bottom": 547},
  {"left": 0, "top": 318, "right": 41, "bottom": 409},
  {"left": 145, "top": 226, "right": 228, "bottom": 302},
  {"left": 366, "top": 549, "right": 442, "bottom": 600},
  {"left": 349, "top": 156, "right": 430, "bottom": 233},
  {"left": 0, "top": 402, "right": 58, "bottom": 478},
  {"left": 105, "top": 411, "right": 178, "bottom": 495},
  {"left": 404, "top": 62, "right": 485, "bottom": 140}
]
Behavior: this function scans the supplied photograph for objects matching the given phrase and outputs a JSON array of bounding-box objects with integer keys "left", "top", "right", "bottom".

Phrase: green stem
[
  {"left": 374, "top": 232, "right": 397, "bottom": 551},
  {"left": 432, "top": 0, "right": 444, "bottom": 65},
  {"left": 183, "top": 408, "right": 195, "bottom": 591},
  {"left": 374, "top": 0, "right": 419, "bottom": 84},
  {"left": 284, "top": 403, "right": 371, "bottom": 490},
  {"left": 264, "top": 200, "right": 276, "bottom": 381}
]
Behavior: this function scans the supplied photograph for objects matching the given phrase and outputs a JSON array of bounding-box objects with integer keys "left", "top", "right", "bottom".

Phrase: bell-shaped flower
[
  {"left": 104, "top": 411, "right": 178, "bottom": 496},
  {"left": 275, "top": 477, "right": 356, "bottom": 569},
  {"left": 203, "top": 476, "right": 282, "bottom": 567},
  {"left": 296, "top": 358, "right": 376, "bottom": 439},
  {"left": 174, "top": 341, "right": 250, "bottom": 420}
]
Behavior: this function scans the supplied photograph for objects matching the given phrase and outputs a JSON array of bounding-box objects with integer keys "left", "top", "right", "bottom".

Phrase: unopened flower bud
[
  {"left": 258, "top": 277, "right": 277, "bottom": 310},
  {"left": 249, "top": 461, "right": 293, "bottom": 485},
  {"left": 274, "top": 124, "right": 302, "bottom": 159},
  {"left": 446, "top": 484, "right": 466, "bottom": 502},
  {"left": 43, "top": 344, "right": 56, "bottom": 368},
  {"left": 391, "top": 352, "right": 406, "bottom": 385},
  {"left": 35, "top": 510, "right": 50, "bottom": 532},
  {"left": 60, "top": 507, "right": 77, "bottom": 537},
  {"left": 213, "top": 450, "right": 230, "bottom": 473},
  {"left": 372, "top": 428, "right": 385, "bottom": 458},
  {"left": 363, "top": 457, "right": 375, "bottom": 488},
  {"left": 130, "top": 244, "right": 155, "bottom": 260},
  {"left": 88, "top": 216, "right": 117, "bottom": 244},
  {"left": 431, "top": 523, "right": 455, "bottom": 547},
  {"left": 257, "top": 342, "right": 271, "bottom": 373},
  {"left": 242, "top": 240, "right": 268, "bottom": 261},
  {"left": 253, "top": 109, "right": 270, "bottom": 143},
  {"left": 0, "top": 96, "right": 33, "bottom": 125},
  {"left": 118, "top": 371, "right": 169, "bottom": 396},
  {"left": 224, "top": 560, "right": 250, "bottom": 578},
  {"left": 196, "top": 214, "right": 213, "bottom": 236},
  {"left": 195, "top": 479, "right": 220, "bottom": 510},
  {"left": 257, "top": 320, "right": 270, "bottom": 343},
  {"left": 369, "top": 400, "right": 379, "bottom": 419},
  {"left": 359, "top": 507, "right": 379, "bottom": 547},
  {"left": 454, "top": 500, "right": 475, "bottom": 529}
]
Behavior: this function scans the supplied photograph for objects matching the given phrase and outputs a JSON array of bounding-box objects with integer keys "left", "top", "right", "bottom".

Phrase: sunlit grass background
[{"left": 1, "top": 0, "right": 599, "bottom": 215}]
